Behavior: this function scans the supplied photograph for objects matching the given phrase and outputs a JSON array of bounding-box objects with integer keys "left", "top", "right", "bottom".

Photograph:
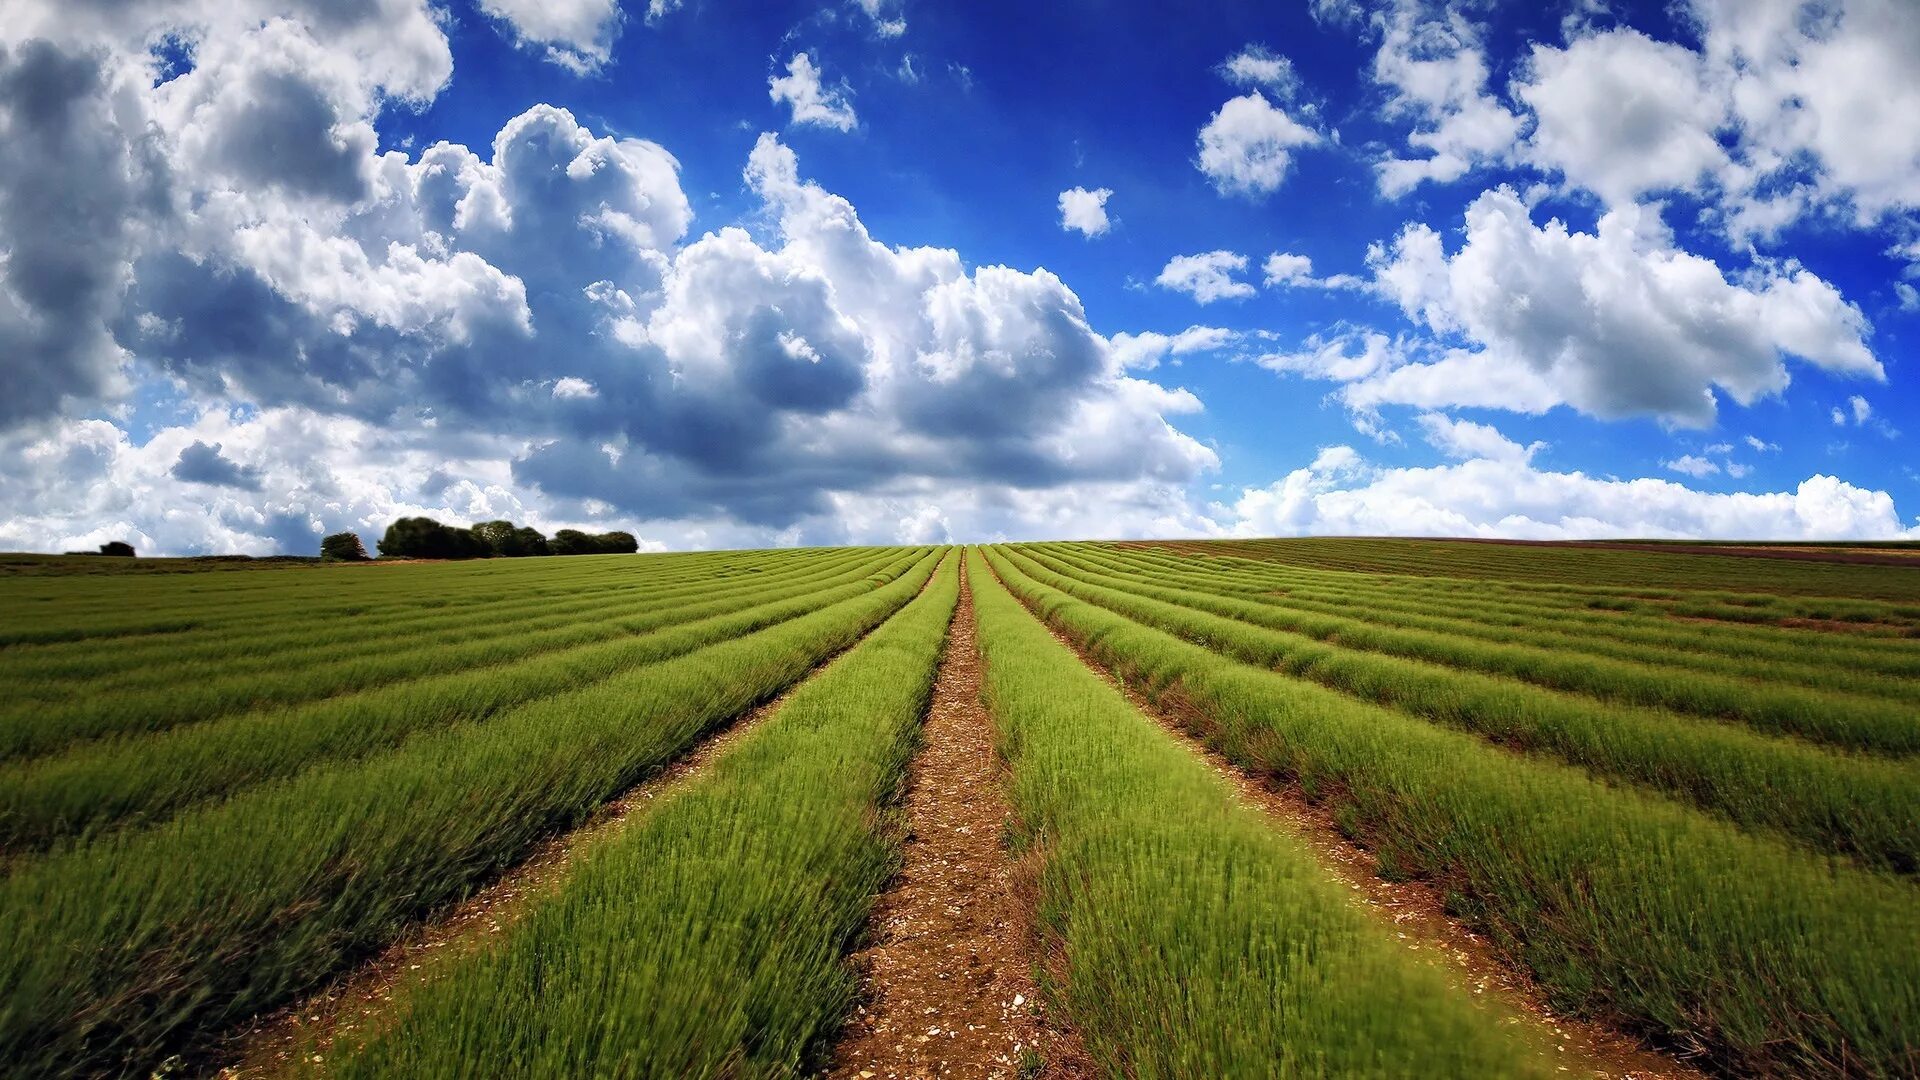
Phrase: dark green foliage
[
  {"left": 550, "top": 529, "right": 638, "bottom": 556},
  {"left": 375, "top": 517, "right": 487, "bottom": 560},
  {"left": 319, "top": 532, "right": 370, "bottom": 562},
  {"left": 470, "top": 520, "right": 549, "bottom": 558},
  {"left": 97, "top": 541, "right": 135, "bottom": 557}
]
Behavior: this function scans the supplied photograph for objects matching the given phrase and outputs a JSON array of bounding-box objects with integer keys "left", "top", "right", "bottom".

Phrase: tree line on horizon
[{"left": 321, "top": 518, "right": 639, "bottom": 562}]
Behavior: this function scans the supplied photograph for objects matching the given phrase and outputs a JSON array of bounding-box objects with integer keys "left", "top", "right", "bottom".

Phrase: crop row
[
  {"left": 0, "top": 546, "right": 864, "bottom": 685},
  {"left": 322, "top": 554, "right": 961, "bottom": 1076},
  {"left": 1196, "top": 536, "right": 1920, "bottom": 606},
  {"left": 0, "top": 550, "right": 931, "bottom": 856},
  {"left": 968, "top": 551, "right": 1551, "bottom": 1076},
  {"left": 1006, "top": 547, "right": 1919, "bottom": 872},
  {"left": 0, "top": 554, "right": 661, "bottom": 646},
  {"left": 1087, "top": 544, "right": 1920, "bottom": 686},
  {"left": 0, "top": 551, "right": 940, "bottom": 1078},
  {"left": 0, "top": 548, "right": 918, "bottom": 765},
  {"left": 1152, "top": 538, "right": 1920, "bottom": 622},
  {"left": 985, "top": 547, "right": 1918, "bottom": 1077},
  {"left": 1025, "top": 546, "right": 1919, "bottom": 755}
]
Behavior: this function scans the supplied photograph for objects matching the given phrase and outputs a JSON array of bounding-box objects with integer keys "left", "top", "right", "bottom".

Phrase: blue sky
[{"left": 1, "top": 0, "right": 1916, "bottom": 553}]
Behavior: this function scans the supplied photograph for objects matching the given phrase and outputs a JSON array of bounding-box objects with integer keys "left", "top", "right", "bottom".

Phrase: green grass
[
  {"left": 0, "top": 551, "right": 939, "bottom": 1078},
  {"left": 1006, "top": 546, "right": 1920, "bottom": 871},
  {"left": 968, "top": 551, "right": 1550, "bottom": 1077},
  {"left": 1081, "top": 543, "right": 1920, "bottom": 689},
  {"left": 0, "top": 546, "right": 877, "bottom": 697},
  {"left": 0, "top": 549, "right": 926, "bottom": 855},
  {"left": 1019, "top": 547, "right": 1919, "bottom": 755},
  {"left": 0, "top": 548, "right": 917, "bottom": 762},
  {"left": 324, "top": 554, "right": 960, "bottom": 1078},
  {"left": 987, "top": 546, "right": 1920, "bottom": 1078}
]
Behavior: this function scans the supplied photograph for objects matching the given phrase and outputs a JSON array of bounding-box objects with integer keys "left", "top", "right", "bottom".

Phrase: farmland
[{"left": 0, "top": 539, "right": 1914, "bottom": 1078}]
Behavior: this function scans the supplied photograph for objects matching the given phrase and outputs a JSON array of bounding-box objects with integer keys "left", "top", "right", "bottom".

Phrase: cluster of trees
[
  {"left": 63, "top": 542, "right": 136, "bottom": 557},
  {"left": 325, "top": 518, "right": 639, "bottom": 561}
]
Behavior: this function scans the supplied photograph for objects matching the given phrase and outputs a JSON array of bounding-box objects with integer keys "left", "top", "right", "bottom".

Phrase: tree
[
  {"left": 377, "top": 517, "right": 488, "bottom": 560},
  {"left": 512, "top": 525, "right": 550, "bottom": 557},
  {"left": 551, "top": 529, "right": 639, "bottom": 556},
  {"left": 320, "top": 531, "right": 370, "bottom": 562},
  {"left": 548, "top": 529, "right": 596, "bottom": 557},
  {"left": 470, "top": 519, "right": 549, "bottom": 558},
  {"left": 97, "top": 541, "right": 135, "bottom": 557}
]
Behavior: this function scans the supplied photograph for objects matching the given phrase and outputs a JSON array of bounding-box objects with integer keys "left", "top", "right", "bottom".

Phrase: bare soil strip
[
  {"left": 1006, "top": 568, "right": 1706, "bottom": 1080},
  {"left": 213, "top": 625, "right": 889, "bottom": 1079},
  {"left": 828, "top": 563, "right": 1090, "bottom": 1080}
]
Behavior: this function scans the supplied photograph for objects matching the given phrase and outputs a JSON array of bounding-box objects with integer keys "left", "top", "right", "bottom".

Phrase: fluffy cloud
[
  {"left": 1692, "top": 0, "right": 1920, "bottom": 225},
  {"left": 770, "top": 53, "right": 857, "bottom": 132},
  {"left": 1226, "top": 442, "right": 1918, "bottom": 540},
  {"left": 1354, "top": 188, "right": 1881, "bottom": 425},
  {"left": 1058, "top": 186, "right": 1113, "bottom": 237},
  {"left": 851, "top": 0, "right": 907, "bottom": 38},
  {"left": 1107, "top": 325, "right": 1238, "bottom": 371},
  {"left": 1367, "top": 2, "right": 1522, "bottom": 197},
  {"left": 477, "top": 0, "right": 624, "bottom": 73},
  {"left": 1516, "top": 29, "right": 1730, "bottom": 206},
  {"left": 1155, "top": 251, "right": 1256, "bottom": 303},
  {"left": 0, "top": 41, "right": 160, "bottom": 428},
  {"left": 1262, "top": 252, "right": 1364, "bottom": 289},
  {"left": 0, "top": 0, "right": 1229, "bottom": 555},
  {"left": 1195, "top": 92, "right": 1319, "bottom": 197},
  {"left": 1416, "top": 412, "right": 1540, "bottom": 463},
  {"left": 1664, "top": 454, "right": 1720, "bottom": 478},
  {"left": 1220, "top": 44, "right": 1300, "bottom": 97},
  {"left": 171, "top": 441, "right": 265, "bottom": 490}
]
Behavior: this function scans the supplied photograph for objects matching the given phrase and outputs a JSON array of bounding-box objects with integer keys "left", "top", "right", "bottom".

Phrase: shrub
[
  {"left": 97, "top": 542, "right": 135, "bottom": 558},
  {"left": 320, "top": 532, "right": 370, "bottom": 562}
]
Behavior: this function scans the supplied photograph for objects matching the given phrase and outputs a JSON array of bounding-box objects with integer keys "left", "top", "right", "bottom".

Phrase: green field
[{"left": 0, "top": 539, "right": 1914, "bottom": 1078}]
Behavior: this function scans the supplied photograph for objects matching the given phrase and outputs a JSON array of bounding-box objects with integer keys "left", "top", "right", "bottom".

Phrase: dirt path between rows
[
  {"left": 827, "top": 560, "right": 1090, "bottom": 1080},
  {"left": 993, "top": 561, "right": 1706, "bottom": 1080},
  {"left": 213, "top": 610, "right": 902, "bottom": 1079}
]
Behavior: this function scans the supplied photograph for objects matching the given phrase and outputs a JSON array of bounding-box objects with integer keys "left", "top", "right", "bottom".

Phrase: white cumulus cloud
[
  {"left": 1058, "top": 186, "right": 1113, "bottom": 237},
  {"left": 477, "top": 0, "right": 623, "bottom": 73},
  {"left": 1155, "top": 251, "right": 1257, "bottom": 304},
  {"left": 1226, "top": 444, "right": 1919, "bottom": 540},
  {"left": 1195, "top": 93, "right": 1319, "bottom": 197},
  {"left": 1220, "top": 44, "right": 1300, "bottom": 97},
  {"left": 1355, "top": 188, "right": 1881, "bottom": 425},
  {"left": 770, "top": 53, "right": 857, "bottom": 132}
]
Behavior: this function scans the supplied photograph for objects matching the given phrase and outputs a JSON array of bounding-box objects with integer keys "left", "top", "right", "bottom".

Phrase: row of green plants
[
  {"left": 1186, "top": 538, "right": 1920, "bottom": 626},
  {"left": 1207, "top": 536, "right": 1920, "bottom": 605},
  {"left": 1172, "top": 542, "right": 1920, "bottom": 658},
  {"left": 1086, "top": 544, "right": 1920, "bottom": 687},
  {"left": 0, "top": 543, "right": 728, "bottom": 648},
  {"left": 1008, "top": 547, "right": 1919, "bottom": 872},
  {"left": 0, "top": 552, "right": 940, "bottom": 1078},
  {"left": 0, "top": 551, "right": 927, "bottom": 856},
  {"left": 1, "top": 547, "right": 847, "bottom": 691},
  {"left": 0, "top": 549, "right": 905, "bottom": 756},
  {"left": 1024, "top": 547, "right": 1918, "bottom": 755},
  {"left": 323, "top": 555, "right": 961, "bottom": 1077},
  {"left": 11, "top": 563, "right": 781, "bottom": 702},
  {"left": 985, "top": 547, "right": 1918, "bottom": 1077},
  {"left": 969, "top": 552, "right": 1552, "bottom": 1077}
]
